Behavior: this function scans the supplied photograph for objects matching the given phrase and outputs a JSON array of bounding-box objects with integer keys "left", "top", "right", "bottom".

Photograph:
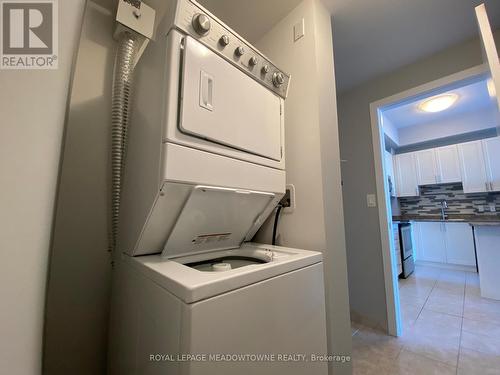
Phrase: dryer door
[{"left": 179, "top": 36, "right": 282, "bottom": 161}]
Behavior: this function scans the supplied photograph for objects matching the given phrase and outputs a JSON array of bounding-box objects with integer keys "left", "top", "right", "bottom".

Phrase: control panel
[{"left": 175, "top": 1, "right": 290, "bottom": 99}]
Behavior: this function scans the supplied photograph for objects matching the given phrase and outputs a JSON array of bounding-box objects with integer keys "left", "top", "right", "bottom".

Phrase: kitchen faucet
[{"left": 441, "top": 200, "right": 448, "bottom": 220}]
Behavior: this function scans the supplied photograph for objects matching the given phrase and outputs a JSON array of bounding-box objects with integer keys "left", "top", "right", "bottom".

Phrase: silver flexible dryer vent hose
[{"left": 110, "top": 31, "right": 139, "bottom": 252}]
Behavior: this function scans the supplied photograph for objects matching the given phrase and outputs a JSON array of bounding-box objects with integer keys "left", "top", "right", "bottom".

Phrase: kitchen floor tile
[
  {"left": 461, "top": 330, "right": 500, "bottom": 356},
  {"left": 352, "top": 326, "right": 403, "bottom": 359},
  {"left": 351, "top": 265, "right": 500, "bottom": 374},
  {"left": 416, "top": 308, "right": 462, "bottom": 329},
  {"left": 400, "top": 316, "right": 461, "bottom": 366},
  {"left": 457, "top": 347, "right": 500, "bottom": 375},
  {"left": 400, "top": 302, "right": 421, "bottom": 328},
  {"left": 464, "top": 295, "right": 500, "bottom": 325},
  {"left": 462, "top": 317, "right": 500, "bottom": 339},
  {"left": 424, "top": 287, "right": 464, "bottom": 317},
  {"left": 385, "top": 349, "right": 456, "bottom": 375}
]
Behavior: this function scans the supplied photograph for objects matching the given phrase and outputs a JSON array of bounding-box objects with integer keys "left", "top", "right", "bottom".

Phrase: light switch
[
  {"left": 367, "top": 194, "right": 377, "bottom": 207},
  {"left": 294, "top": 19, "right": 305, "bottom": 41}
]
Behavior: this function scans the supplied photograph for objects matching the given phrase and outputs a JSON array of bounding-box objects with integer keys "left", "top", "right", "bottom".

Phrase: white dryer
[{"left": 118, "top": 0, "right": 290, "bottom": 257}]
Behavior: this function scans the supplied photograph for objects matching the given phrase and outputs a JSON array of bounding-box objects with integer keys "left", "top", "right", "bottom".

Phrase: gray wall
[
  {"left": 338, "top": 30, "right": 500, "bottom": 329},
  {"left": 255, "top": 1, "right": 352, "bottom": 373},
  {"left": 0, "top": 1, "right": 85, "bottom": 374}
]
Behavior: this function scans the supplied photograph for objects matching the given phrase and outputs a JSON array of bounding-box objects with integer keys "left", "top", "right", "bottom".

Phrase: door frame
[{"left": 369, "top": 64, "right": 490, "bottom": 336}]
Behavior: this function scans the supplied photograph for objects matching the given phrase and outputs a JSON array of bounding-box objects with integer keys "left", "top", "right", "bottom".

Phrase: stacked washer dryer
[{"left": 108, "top": 0, "right": 328, "bottom": 374}]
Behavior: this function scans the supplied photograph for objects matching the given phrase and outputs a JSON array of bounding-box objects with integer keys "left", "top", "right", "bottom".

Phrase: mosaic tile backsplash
[{"left": 398, "top": 183, "right": 500, "bottom": 216}]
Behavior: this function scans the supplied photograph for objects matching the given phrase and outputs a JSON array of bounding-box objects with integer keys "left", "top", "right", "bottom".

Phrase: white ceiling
[
  {"left": 324, "top": 0, "right": 500, "bottom": 92},
  {"left": 96, "top": 0, "right": 500, "bottom": 93},
  {"left": 383, "top": 78, "right": 496, "bottom": 128},
  {"left": 93, "top": 0, "right": 303, "bottom": 43},
  {"left": 197, "top": 0, "right": 302, "bottom": 42}
]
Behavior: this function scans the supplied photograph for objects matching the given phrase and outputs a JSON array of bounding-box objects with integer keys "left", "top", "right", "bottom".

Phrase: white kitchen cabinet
[
  {"left": 435, "top": 145, "right": 462, "bottom": 183},
  {"left": 458, "top": 141, "right": 489, "bottom": 193},
  {"left": 418, "top": 222, "right": 447, "bottom": 263},
  {"left": 395, "top": 153, "right": 419, "bottom": 197},
  {"left": 414, "top": 221, "right": 476, "bottom": 267},
  {"left": 415, "top": 149, "right": 438, "bottom": 185},
  {"left": 444, "top": 223, "right": 476, "bottom": 266},
  {"left": 482, "top": 137, "right": 500, "bottom": 192}
]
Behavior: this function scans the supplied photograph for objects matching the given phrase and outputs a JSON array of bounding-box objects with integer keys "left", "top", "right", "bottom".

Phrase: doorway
[{"left": 369, "top": 64, "right": 498, "bottom": 336}]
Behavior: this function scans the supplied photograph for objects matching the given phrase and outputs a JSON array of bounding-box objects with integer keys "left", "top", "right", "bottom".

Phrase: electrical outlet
[
  {"left": 489, "top": 203, "right": 496, "bottom": 212},
  {"left": 478, "top": 205, "right": 485, "bottom": 213},
  {"left": 281, "top": 184, "right": 295, "bottom": 213},
  {"left": 280, "top": 189, "right": 291, "bottom": 207}
]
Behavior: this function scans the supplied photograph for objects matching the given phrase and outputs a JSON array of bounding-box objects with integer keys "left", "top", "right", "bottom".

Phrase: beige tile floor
[{"left": 351, "top": 265, "right": 500, "bottom": 375}]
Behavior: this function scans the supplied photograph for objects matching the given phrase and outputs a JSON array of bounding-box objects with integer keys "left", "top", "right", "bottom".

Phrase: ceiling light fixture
[{"left": 418, "top": 94, "right": 458, "bottom": 113}]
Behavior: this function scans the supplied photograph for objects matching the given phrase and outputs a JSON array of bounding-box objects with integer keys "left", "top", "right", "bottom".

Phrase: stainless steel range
[{"left": 399, "top": 223, "right": 415, "bottom": 278}]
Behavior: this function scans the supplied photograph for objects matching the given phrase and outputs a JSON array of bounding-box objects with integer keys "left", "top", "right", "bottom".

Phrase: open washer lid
[{"left": 161, "top": 186, "right": 275, "bottom": 258}]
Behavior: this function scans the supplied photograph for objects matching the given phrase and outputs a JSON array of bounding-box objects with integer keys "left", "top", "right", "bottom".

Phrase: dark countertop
[
  {"left": 392, "top": 214, "right": 500, "bottom": 224},
  {"left": 468, "top": 221, "right": 500, "bottom": 227}
]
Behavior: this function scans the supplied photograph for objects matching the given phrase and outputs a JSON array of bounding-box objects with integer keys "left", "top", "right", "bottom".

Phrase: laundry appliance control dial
[
  {"left": 272, "top": 72, "right": 285, "bottom": 87},
  {"left": 192, "top": 13, "right": 211, "bottom": 35},
  {"left": 235, "top": 46, "right": 245, "bottom": 57},
  {"left": 219, "top": 34, "right": 230, "bottom": 46}
]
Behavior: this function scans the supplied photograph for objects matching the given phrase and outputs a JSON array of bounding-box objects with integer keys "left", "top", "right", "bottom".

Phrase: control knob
[
  {"left": 272, "top": 72, "right": 285, "bottom": 87},
  {"left": 261, "top": 65, "right": 270, "bottom": 74},
  {"left": 192, "top": 13, "right": 211, "bottom": 35},
  {"left": 235, "top": 46, "right": 245, "bottom": 57},
  {"left": 219, "top": 35, "right": 230, "bottom": 46},
  {"left": 249, "top": 56, "right": 258, "bottom": 66}
]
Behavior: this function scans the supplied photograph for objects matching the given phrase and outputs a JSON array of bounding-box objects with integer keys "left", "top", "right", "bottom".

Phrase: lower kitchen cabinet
[
  {"left": 443, "top": 223, "right": 476, "bottom": 266},
  {"left": 413, "top": 221, "right": 476, "bottom": 267},
  {"left": 417, "top": 222, "right": 447, "bottom": 263}
]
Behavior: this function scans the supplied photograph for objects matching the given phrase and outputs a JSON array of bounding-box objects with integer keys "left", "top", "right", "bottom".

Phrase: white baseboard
[{"left": 415, "top": 260, "right": 477, "bottom": 273}]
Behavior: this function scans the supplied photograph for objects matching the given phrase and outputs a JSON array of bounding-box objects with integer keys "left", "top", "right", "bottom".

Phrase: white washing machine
[
  {"left": 108, "top": 1, "right": 328, "bottom": 374},
  {"left": 108, "top": 243, "right": 328, "bottom": 375}
]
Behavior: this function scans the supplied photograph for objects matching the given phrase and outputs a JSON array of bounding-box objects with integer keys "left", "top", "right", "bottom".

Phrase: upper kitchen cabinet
[
  {"left": 415, "top": 149, "right": 438, "bottom": 185},
  {"left": 394, "top": 153, "right": 419, "bottom": 197},
  {"left": 408, "top": 145, "right": 462, "bottom": 188},
  {"left": 482, "top": 137, "right": 500, "bottom": 192},
  {"left": 458, "top": 140, "right": 489, "bottom": 193},
  {"left": 435, "top": 145, "right": 462, "bottom": 183}
]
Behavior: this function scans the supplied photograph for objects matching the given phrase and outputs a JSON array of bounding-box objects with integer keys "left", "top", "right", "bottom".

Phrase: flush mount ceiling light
[{"left": 418, "top": 94, "right": 459, "bottom": 113}]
